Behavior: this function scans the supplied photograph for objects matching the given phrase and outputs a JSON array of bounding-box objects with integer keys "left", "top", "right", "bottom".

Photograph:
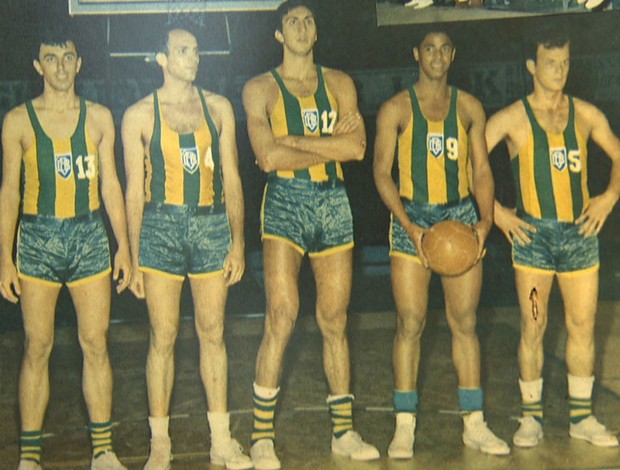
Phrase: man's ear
[
  {"left": 155, "top": 51, "right": 167, "bottom": 68},
  {"left": 274, "top": 30, "right": 284, "bottom": 44},
  {"left": 526, "top": 58, "right": 536, "bottom": 76},
  {"left": 76, "top": 57, "right": 82, "bottom": 74},
  {"left": 413, "top": 47, "right": 419, "bottom": 63},
  {"left": 33, "top": 59, "right": 43, "bottom": 76}
]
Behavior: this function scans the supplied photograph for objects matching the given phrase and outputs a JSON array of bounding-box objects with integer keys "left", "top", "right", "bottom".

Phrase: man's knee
[
  {"left": 264, "top": 306, "right": 297, "bottom": 343},
  {"left": 23, "top": 333, "right": 54, "bottom": 364},
  {"left": 149, "top": 322, "right": 179, "bottom": 356},
  {"left": 78, "top": 328, "right": 109, "bottom": 360},
  {"left": 395, "top": 311, "right": 425, "bottom": 341}
]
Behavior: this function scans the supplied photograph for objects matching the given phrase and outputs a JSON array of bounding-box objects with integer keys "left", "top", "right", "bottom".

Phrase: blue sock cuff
[
  {"left": 458, "top": 387, "right": 483, "bottom": 412},
  {"left": 394, "top": 390, "right": 418, "bottom": 413}
]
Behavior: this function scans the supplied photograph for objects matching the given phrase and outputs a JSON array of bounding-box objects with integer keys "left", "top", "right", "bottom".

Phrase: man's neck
[
  {"left": 160, "top": 78, "right": 195, "bottom": 103},
  {"left": 38, "top": 87, "right": 79, "bottom": 112},
  {"left": 280, "top": 51, "right": 316, "bottom": 81},
  {"left": 530, "top": 87, "right": 565, "bottom": 111}
]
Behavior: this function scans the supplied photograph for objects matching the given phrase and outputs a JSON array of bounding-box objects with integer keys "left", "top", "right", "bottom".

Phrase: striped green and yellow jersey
[
  {"left": 397, "top": 86, "right": 470, "bottom": 204},
  {"left": 512, "top": 96, "right": 588, "bottom": 222},
  {"left": 146, "top": 89, "right": 223, "bottom": 207},
  {"left": 22, "top": 98, "right": 100, "bottom": 218},
  {"left": 269, "top": 65, "right": 343, "bottom": 182}
]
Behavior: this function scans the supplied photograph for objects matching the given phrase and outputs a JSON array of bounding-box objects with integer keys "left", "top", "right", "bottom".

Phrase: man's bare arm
[
  {"left": 0, "top": 108, "right": 25, "bottom": 302},
  {"left": 121, "top": 103, "right": 148, "bottom": 298},
  {"left": 92, "top": 104, "right": 132, "bottom": 293},
  {"left": 214, "top": 94, "right": 245, "bottom": 286}
]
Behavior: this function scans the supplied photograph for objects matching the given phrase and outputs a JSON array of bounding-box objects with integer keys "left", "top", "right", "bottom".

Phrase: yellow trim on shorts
[
  {"left": 188, "top": 269, "right": 224, "bottom": 280},
  {"left": 309, "top": 241, "right": 354, "bottom": 258},
  {"left": 556, "top": 263, "right": 599, "bottom": 278},
  {"left": 18, "top": 273, "right": 62, "bottom": 287},
  {"left": 139, "top": 266, "right": 185, "bottom": 282},
  {"left": 262, "top": 233, "right": 305, "bottom": 255},
  {"left": 389, "top": 250, "right": 423, "bottom": 264},
  {"left": 513, "top": 263, "right": 556, "bottom": 276},
  {"left": 66, "top": 268, "right": 112, "bottom": 288}
]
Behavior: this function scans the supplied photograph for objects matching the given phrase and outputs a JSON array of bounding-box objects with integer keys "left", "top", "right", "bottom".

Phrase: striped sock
[
  {"left": 89, "top": 421, "right": 113, "bottom": 458},
  {"left": 20, "top": 430, "right": 43, "bottom": 464},
  {"left": 251, "top": 383, "right": 279, "bottom": 444},
  {"left": 567, "top": 374, "right": 594, "bottom": 424},
  {"left": 522, "top": 400, "right": 544, "bottom": 424},
  {"left": 327, "top": 394, "right": 354, "bottom": 438},
  {"left": 569, "top": 397, "right": 592, "bottom": 424}
]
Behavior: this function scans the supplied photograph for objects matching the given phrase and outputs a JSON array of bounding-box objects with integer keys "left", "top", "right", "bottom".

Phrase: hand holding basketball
[{"left": 421, "top": 220, "right": 479, "bottom": 276}]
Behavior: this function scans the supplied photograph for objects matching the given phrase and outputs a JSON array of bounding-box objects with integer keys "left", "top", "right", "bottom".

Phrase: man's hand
[
  {"left": 0, "top": 261, "right": 21, "bottom": 303},
  {"left": 223, "top": 243, "right": 245, "bottom": 286},
  {"left": 128, "top": 265, "right": 145, "bottom": 299},
  {"left": 495, "top": 204, "right": 536, "bottom": 245},
  {"left": 113, "top": 247, "right": 132, "bottom": 294},
  {"left": 576, "top": 191, "right": 618, "bottom": 237}
]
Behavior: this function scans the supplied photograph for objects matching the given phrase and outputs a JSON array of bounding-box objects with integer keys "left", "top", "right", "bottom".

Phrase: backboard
[{"left": 69, "top": 0, "right": 281, "bottom": 15}]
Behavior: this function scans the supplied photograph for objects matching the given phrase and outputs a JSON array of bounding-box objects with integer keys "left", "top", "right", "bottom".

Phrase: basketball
[{"left": 421, "top": 220, "right": 479, "bottom": 276}]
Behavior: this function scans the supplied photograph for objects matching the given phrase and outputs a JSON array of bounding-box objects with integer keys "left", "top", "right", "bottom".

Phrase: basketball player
[
  {"left": 242, "top": 1, "right": 379, "bottom": 468},
  {"left": 122, "top": 27, "right": 251, "bottom": 469},
  {"left": 373, "top": 30, "right": 510, "bottom": 458},
  {"left": 486, "top": 30, "right": 620, "bottom": 448},
  {"left": 0, "top": 28, "right": 131, "bottom": 470}
]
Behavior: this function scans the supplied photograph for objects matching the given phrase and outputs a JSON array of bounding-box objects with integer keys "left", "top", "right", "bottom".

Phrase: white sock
[
  {"left": 208, "top": 411, "right": 231, "bottom": 444},
  {"left": 519, "top": 378, "right": 543, "bottom": 402},
  {"left": 148, "top": 416, "right": 170, "bottom": 440},
  {"left": 567, "top": 374, "right": 594, "bottom": 399},
  {"left": 253, "top": 382, "right": 280, "bottom": 399}
]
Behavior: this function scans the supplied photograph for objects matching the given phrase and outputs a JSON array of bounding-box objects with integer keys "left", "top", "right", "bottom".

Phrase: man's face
[
  {"left": 276, "top": 6, "right": 317, "bottom": 56},
  {"left": 528, "top": 43, "right": 570, "bottom": 93},
  {"left": 414, "top": 32, "right": 455, "bottom": 80},
  {"left": 162, "top": 29, "right": 199, "bottom": 82},
  {"left": 34, "top": 41, "right": 81, "bottom": 92}
]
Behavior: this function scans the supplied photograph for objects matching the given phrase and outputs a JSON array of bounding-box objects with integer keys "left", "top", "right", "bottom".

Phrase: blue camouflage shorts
[
  {"left": 512, "top": 215, "right": 599, "bottom": 276},
  {"left": 17, "top": 212, "right": 111, "bottom": 287},
  {"left": 139, "top": 202, "right": 231, "bottom": 280},
  {"left": 390, "top": 197, "right": 479, "bottom": 261},
  {"left": 261, "top": 177, "right": 354, "bottom": 256}
]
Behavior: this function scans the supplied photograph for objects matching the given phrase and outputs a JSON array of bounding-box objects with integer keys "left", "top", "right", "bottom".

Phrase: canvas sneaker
[
  {"left": 569, "top": 415, "right": 619, "bottom": 447},
  {"left": 388, "top": 413, "right": 416, "bottom": 459},
  {"left": 513, "top": 416, "right": 543, "bottom": 447},
  {"left": 404, "top": 0, "right": 434, "bottom": 8},
  {"left": 144, "top": 437, "right": 172, "bottom": 470},
  {"left": 17, "top": 461, "right": 42, "bottom": 470},
  {"left": 331, "top": 430, "right": 380, "bottom": 461},
  {"left": 250, "top": 439, "right": 281, "bottom": 470},
  {"left": 210, "top": 438, "right": 252, "bottom": 470},
  {"left": 462, "top": 411, "right": 510, "bottom": 456},
  {"left": 91, "top": 451, "right": 127, "bottom": 470}
]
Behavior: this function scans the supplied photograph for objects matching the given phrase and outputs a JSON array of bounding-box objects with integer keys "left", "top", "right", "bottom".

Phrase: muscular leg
[
  {"left": 310, "top": 249, "right": 353, "bottom": 394},
  {"left": 19, "top": 280, "right": 61, "bottom": 430},
  {"left": 514, "top": 270, "right": 554, "bottom": 381},
  {"left": 255, "top": 240, "right": 303, "bottom": 388},
  {"left": 69, "top": 274, "right": 113, "bottom": 423},
  {"left": 390, "top": 257, "right": 431, "bottom": 391},
  {"left": 143, "top": 273, "right": 184, "bottom": 417},
  {"left": 189, "top": 275, "right": 228, "bottom": 412},
  {"left": 558, "top": 270, "right": 598, "bottom": 377},
  {"left": 441, "top": 263, "right": 482, "bottom": 388}
]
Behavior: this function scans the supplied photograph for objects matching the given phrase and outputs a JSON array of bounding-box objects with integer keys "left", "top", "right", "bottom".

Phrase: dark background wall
[{"left": 2, "top": 0, "right": 620, "bottom": 326}]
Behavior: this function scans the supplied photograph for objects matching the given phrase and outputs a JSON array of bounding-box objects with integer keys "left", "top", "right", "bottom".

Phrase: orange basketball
[{"left": 421, "top": 220, "right": 479, "bottom": 276}]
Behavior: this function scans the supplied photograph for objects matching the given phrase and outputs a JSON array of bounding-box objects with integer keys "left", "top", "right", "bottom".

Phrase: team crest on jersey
[
  {"left": 550, "top": 147, "right": 567, "bottom": 171},
  {"left": 427, "top": 133, "right": 444, "bottom": 158},
  {"left": 55, "top": 153, "right": 73, "bottom": 179},
  {"left": 302, "top": 109, "right": 319, "bottom": 133},
  {"left": 181, "top": 147, "right": 200, "bottom": 174}
]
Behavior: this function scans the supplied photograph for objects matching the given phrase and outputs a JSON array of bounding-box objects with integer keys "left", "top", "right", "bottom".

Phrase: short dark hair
[
  {"left": 158, "top": 23, "right": 201, "bottom": 55},
  {"left": 275, "top": 0, "right": 318, "bottom": 33},
  {"left": 525, "top": 29, "right": 570, "bottom": 63},
  {"left": 415, "top": 28, "right": 453, "bottom": 49},
  {"left": 33, "top": 22, "right": 78, "bottom": 61}
]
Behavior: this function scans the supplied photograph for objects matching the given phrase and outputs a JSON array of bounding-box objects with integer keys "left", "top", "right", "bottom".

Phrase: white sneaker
[
  {"left": 404, "top": 0, "right": 434, "bottom": 8},
  {"left": 144, "top": 437, "right": 172, "bottom": 470},
  {"left": 569, "top": 415, "right": 619, "bottom": 447},
  {"left": 250, "top": 439, "right": 281, "bottom": 470},
  {"left": 513, "top": 416, "right": 543, "bottom": 447},
  {"left": 91, "top": 451, "right": 128, "bottom": 470},
  {"left": 388, "top": 413, "right": 416, "bottom": 459},
  {"left": 331, "top": 430, "right": 380, "bottom": 461},
  {"left": 210, "top": 438, "right": 253, "bottom": 470},
  {"left": 17, "top": 461, "right": 42, "bottom": 470},
  {"left": 462, "top": 411, "right": 510, "bottom": 456}
]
